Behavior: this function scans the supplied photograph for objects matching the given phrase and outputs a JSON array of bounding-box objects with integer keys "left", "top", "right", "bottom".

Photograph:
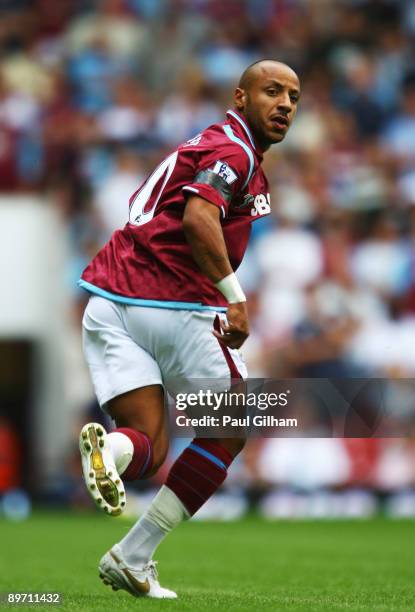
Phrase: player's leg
[
  {"left": 161, "top": 434, "right": 245, "bottom": 517},
  {"left": 79, "top": 384, "right": 169, "bottom": 515},
  {"left": 156, "top": 312, "right": 248, "bottom": 536},
  {"left": 111, "top": 435, "right": 245, "bottom": 567},
  {"left": 80, "top": 298, "right": 179, "bottom": 597},
  {"left": 110, "top": 311, "right": 247, "bottom": 571},
  {"left": 96, "top": 307, "right": 247, "bottom": 598},
  {"left": 106, "top": 384, "right": 169, "bottom": 480},
  {"left": 80, "top": 297, "right": 168, "bottom": 515},
  {"left": 89, "top": 386, "right": 179, "bottom": 598},
  {"left": 101, "top": 434, "right": 245, "bottom": 598}
]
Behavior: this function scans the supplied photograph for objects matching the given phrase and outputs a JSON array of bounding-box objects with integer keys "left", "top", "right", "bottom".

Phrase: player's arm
[{"left": 183, "top": 195, "right": 249, "bottom": 349}]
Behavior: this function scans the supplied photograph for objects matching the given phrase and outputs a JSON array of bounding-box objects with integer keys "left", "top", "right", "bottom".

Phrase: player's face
[{"left": 236, "top": 64, "right": 300, "bottom": 150}]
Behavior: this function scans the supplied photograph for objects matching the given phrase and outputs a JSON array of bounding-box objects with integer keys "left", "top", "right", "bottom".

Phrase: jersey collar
[{"left": 226, "top": 109, "right": 263, "bottom": 157}]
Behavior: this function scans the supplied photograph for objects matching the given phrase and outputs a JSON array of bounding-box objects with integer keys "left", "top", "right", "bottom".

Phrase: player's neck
[
  {"left": 247, "top": 127, "right": 271, "bottom": 153},
  {"left": 239, "top": 112, "right": 270, "bottom": 153}
]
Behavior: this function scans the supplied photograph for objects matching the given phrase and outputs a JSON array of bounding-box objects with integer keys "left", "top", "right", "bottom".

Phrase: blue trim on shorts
[
  {"left": 222, "top": 124, "right": 254, "bottom": 189},
  {"left": 189, "top": 443, "right": 227, "bottom": 471},
  {"left": 78, "top": 280, "right": 227, "bottom": 312}
]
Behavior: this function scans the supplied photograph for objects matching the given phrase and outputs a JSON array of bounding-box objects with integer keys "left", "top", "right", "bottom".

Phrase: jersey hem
[{"left": 78, "top": 280, "right": 227, "bottom": 312}]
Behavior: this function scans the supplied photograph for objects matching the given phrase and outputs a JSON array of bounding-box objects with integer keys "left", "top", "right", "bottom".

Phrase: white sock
[
  {"left": 106, "top": 432, "right": 134, "bottom": 475},
  {"left": 118, "top": 485, "right": 190, "bottom": 566}
]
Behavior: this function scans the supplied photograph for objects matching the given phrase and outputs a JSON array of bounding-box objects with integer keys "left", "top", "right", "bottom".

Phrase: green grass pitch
[{"left": 0, "top": 513, "right": 415, "bottom": 611}]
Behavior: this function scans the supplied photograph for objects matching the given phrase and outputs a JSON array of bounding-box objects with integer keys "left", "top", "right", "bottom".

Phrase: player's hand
[{"left": 213, "top": 302, "right": 249, "bottom": 349}]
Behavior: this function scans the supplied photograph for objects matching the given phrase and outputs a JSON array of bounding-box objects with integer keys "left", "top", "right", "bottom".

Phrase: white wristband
[{"left": 215, "top": 273, "right": 246, "bottom": 304}]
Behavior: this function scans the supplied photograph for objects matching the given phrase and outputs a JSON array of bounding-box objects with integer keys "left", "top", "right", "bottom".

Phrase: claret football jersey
[{"left": 79, "top": 110, "right": 270, "bottom": 311}]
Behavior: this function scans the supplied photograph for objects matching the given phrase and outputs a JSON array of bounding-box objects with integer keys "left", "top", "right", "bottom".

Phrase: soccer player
[{"left": 79, "top": 59, "right": 300, "bottom": 598}]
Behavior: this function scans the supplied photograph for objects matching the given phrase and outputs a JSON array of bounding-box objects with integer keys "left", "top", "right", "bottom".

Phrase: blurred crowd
[
  {"left": 2, "top": 0, "right": 415, "bottom": 376},
  {"left": 2, "top": 0, "right": 415, "bottom": 510}
]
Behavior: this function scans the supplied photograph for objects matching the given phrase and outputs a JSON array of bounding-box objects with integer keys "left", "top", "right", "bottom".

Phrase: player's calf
[
  {"left": 165, "top": 439, "right": 235, "bottom": 515},
  {"left": 110, "top": 427, "right": 154, "bottom": 481}
]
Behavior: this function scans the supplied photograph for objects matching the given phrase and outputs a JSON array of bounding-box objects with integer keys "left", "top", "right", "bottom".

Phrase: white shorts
[{"left": 82, "top": 296, "right": 247, "bottom": 407}]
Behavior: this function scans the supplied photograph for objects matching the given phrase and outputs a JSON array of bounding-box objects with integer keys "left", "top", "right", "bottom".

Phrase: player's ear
[{"left": 234, "top": 87, "right": 247, "bottom": 112}]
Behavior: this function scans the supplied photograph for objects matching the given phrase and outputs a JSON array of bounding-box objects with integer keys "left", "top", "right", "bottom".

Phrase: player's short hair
[{"left": 238, "top": 59, "right": 294, "bottom": 90}]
